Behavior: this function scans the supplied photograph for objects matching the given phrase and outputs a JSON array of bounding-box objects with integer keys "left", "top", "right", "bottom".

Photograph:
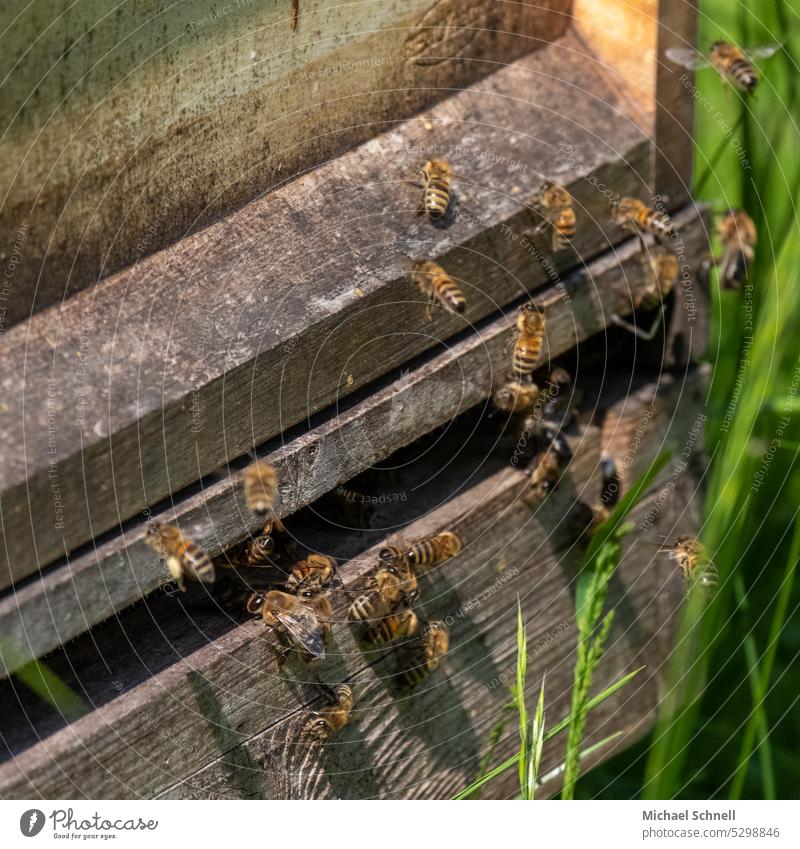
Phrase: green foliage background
[{"left": 578, "top": 0, "right": 800, "bottom": 799}]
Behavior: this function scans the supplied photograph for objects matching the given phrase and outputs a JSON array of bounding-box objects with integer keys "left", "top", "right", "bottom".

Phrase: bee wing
[
  {"left": 274, "top": 607, "right": 326, "bottom": 659},
  {"left": 746, "top": 43, "right": 782, "bottom": 59},
  {"left": 665, "top": 47, "right": 711, "bottom": 70}
]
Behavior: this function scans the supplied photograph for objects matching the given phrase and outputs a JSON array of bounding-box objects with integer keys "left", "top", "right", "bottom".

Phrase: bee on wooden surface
[
  {"left": 238, "top": 524, "right": 277, "bottom": 567},
  {"left": 713, "top": 209, "right": 757, "bottom": 290},
  {"left": 533, "top": 181, "right": 576, "bottom": 251},
  {"left": 660, "top": 536, "right": 718, "bottom": 593},
  {"left": 492, "top": 379, "right": 540, "bottom": 415},
  {"left": 146, "top": 523, "right": 215, "bottom": 590},
  {"left": 247, "top": 589, "right": 332, "bottom": 661},
  {"left": 348, "top": 565, "right": 418, "bottom": 623},
  {"left": 528, "top": 435, "right": 572, "bottom": 501},
  {"left": 378, "top": 544, "right": 409, "bottom": 570},
  {"left": 512, "top": 302, "right": 546, "bottom": 378},
  {"left": 405, "top": 531, "right": 462, "bottom": 570},
  {"left": 611, "top": 197, "right": 676, "bottom": 244},
  {"left": 286, "top": 553, "right": 337, "bottom": 595},
  {"left": 417, "top": 158, "right": 453, "bottom": 222},
  {"left": 302, "top": 683, "right": 354, "bottom": 742},
  {"left": 243, "top": 461, "right": 283, "bottom": 528},
  {"left": 531, "top": 366, "right": 578, "bottom": 434},
  {"left": 666, "top": 40, "right": 780, "bottom": 94},
  {"left": 399, "top": 620, "right": 449, "bottom": 689},
  {"left": 610, "top": 240, "right": 679, "bottom": 340},
  {"left": 411, "top": 260, "right": 467, "bottom": 317},
  {"left": 365, "top": 608, "right": 420, "bottom": 646}
]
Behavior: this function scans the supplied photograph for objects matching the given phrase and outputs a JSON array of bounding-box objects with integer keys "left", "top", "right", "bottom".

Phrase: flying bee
[
  {"left": 492, "top": 379, "right": 540, "bottom": 415},
  {"left": 349, "top": 565, "right": 418, "bottom": 623},
  {"left": 666, "top": 40, "right": 780, "bottom": 94},
  {"left": 399, "top": 620, "right": 449, "bottom": 689},
  {"left": 611, "top": 197, "right": 676, "bottom": 244},
  {"left": 238, "top": 524, "right": 276, "bottom": 566},
  {"left": 243, "top": 461, "right": 284, "bottom": 528},
  {"left": 247, "top": 589, "right": 332, "bottom": 661},
  {"left": 417, "top": 158, "right": 453, "bottom": 222},
  {"left": 660, "top": 536, "right": 718, "bottom": 593},
  {"left": 411, "top": 260, "right": 467, "bottom": 317},
  {"left": 302, "top": 683, "right": 354, "bottom": 742},
  {"left": 405, "top": 531, "right": 462, "bottom": 570},
  {"left": 533, "top": 181, "right": 576, "bottom": 250},
  {"left": 528, "top": 434, "right": 572, "bottom": 501},
  {"left": 512, "top": 302, "right": 546, "bottom": 378},
  {"left": 365, "top": 608, "right": 420, "bottom": 646},
  {"left": 610, "top": 239, "right": 680, "bottom": 340},
  {"left": 712, "top": 209, "right": 757, "bottom": 290},
  {"left": 286, "top": 553, "right": 337, "bottom": 595},
  {"left": 146, "top": 523, "right": 215, "bottom": 590},
  {"left": 590, "top": 454, "right": 622, "bottom": 529}
]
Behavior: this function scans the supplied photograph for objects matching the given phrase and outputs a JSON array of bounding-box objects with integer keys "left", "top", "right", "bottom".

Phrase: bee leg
[{"left": 609, "top": 305, "right": 665, "bottom": 341}]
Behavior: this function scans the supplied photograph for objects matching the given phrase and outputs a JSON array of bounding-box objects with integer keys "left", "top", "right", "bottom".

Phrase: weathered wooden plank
[
  {"left": 0, "top": 205, "right": 709, "bottom": 678},
  {"left": 0, "top": 368, "right": 705, "bottom": 799},
  {"left": 0, "top": 0, "right": 571, "bottom": 328},
  {"left": 0, "top": 31, "right": 657, "bottom": 589}
]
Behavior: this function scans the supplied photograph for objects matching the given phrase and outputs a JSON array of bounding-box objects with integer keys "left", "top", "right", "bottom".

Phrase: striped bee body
[
  {"left": 492, "top": 379, "right": 540, "bottom": 415},
  {"left": 243, "top": 461, "right": 280, "bottom": 518},
  {"left": 638, "top": 251, "right": 679, "bottom": 311},
  {"left": 303, "top": 684, "right": 354, "bottom": 741},
  {"left": 613, "top": 197, "right": 675, "bottom": 243},
  {"left": 411, "top": 260, "right": 466, "bottom": 315},
  {"left": 716, "top": 209, "right": 757, "bottom": 289},
  {"left": 512, "top": 302, "right": 545, "bottom": 378},
  {"left": 400, "top": 621, "right": 449, "bottom": 689},
  {"left": 366, "top": 609, "right": 419, "bottom": 645},
  {"left": 711, "top": 41, "right": 758, "bottom": 92},
  {"left": 348, "top": 568, "right": 407, "bottom": 622},
  {"left": 536, "top": 181, "right": 576, "bottom": 251},
  {"left": 552, "top": 206, "right": 577, "bottom": 249},
  {"left": 419, "top": 158, "right": 453, "bottom": 221},
  {"left": 286, "top": 554, "right": 336, "bottom": 595},
  {"left": 663, "top": 536, "right": 718, "bottom": 594},
  {"left": 405, "top": 531, "right": 462, "bottom": 570},
  {"left": 147, "top": 523, "right": 215, "bottom": 591}
]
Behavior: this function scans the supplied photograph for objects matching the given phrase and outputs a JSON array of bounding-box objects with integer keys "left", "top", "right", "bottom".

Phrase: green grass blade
[
  {"left": 515, "top": 599, "right": 528, "bottom": 796},
  {"left": 453, "top": 666, "right": 644, "bottom": 799}
]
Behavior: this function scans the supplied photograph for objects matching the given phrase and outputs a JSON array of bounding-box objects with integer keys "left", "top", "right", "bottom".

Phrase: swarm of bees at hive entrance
[{"left": 141, "top": 111, "right": 751, "bottom": 753}]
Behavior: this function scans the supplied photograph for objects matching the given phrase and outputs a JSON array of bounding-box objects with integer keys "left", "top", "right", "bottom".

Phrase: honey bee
[
  {"left": 528, "top": 436, "right": 572, "bottom": 500},
  {"left": 418, "top": 158, "right": 453, "bottom": 222},
  {"left": 365, "top": 608, "right": 420, "bottom": 645},
  {"left": 146, "top": 523, "right": 215, "bottom": 590},
  {"left": 243, "top": 461, "right": 283, "bottom": 526},
  {"left": 399, "top": 620, "right": 449, "bottom": 689},
  {"left": 492, "top": 379, "right": 540, "bottom": 415},
  {"left": 411, "top": 260, "right": 467, "bottom": 316},
  {"left": 348, "top": 565, "right": 418, "bottom": 623},
  {"left": 666, "top": 41, "right": 780, "bottom": 94},
  {"left": 660, "top": 536, "right": 718, "bottom": 592},
  {"left": 590, "top": 454, "right": 621, "bottom": 528},
  {"left": 533, "top": 181, "right": 576, "bottom": 250},
  {"left": 610, "top": 241, "right": 679, "bottom": 340},
  {"left": 712, "top": 209, "right": 757, "bottom": 290},
  {"left": 404, "top": 531, "right": 462, "bottom": 570},
  {"left": 512, "top": 302, "right": 546, "bottom": 378},
  {"left": 611, "top": 197, "right": 676, "bottom": 244},
  {"left": 286, "top": 553, "right": 337, "bottom": 595},
  {"left": 532, "top": 366, "right": 578, "bottom": 433},
  {"left": 237, "top": 524, "right": 276, "bottom": 566},
  {"left": 302, "top": 683, "right": 354, "bottom": 742},
  {"left": 247, "top": 589, "right": 332, "bottom": 661}
]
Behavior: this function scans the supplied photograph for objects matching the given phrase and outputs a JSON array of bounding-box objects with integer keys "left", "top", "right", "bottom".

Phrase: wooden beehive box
[{"left": 0, "top": 0, "right": 707, "bottom": 799}]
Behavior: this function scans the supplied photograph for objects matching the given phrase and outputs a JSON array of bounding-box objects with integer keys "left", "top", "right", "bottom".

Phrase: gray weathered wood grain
[
  {"left": 0, "top": 0, "right": 571, "bottom": 328},
  {"left": 0, "top": 368, "right": 706, "bottom": 799},
  {"left": 0, "top": 205, "right": 709, "bottom": 678},
  {"left": 0, "top": 30, "right": 658, "bottom": 589}
]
